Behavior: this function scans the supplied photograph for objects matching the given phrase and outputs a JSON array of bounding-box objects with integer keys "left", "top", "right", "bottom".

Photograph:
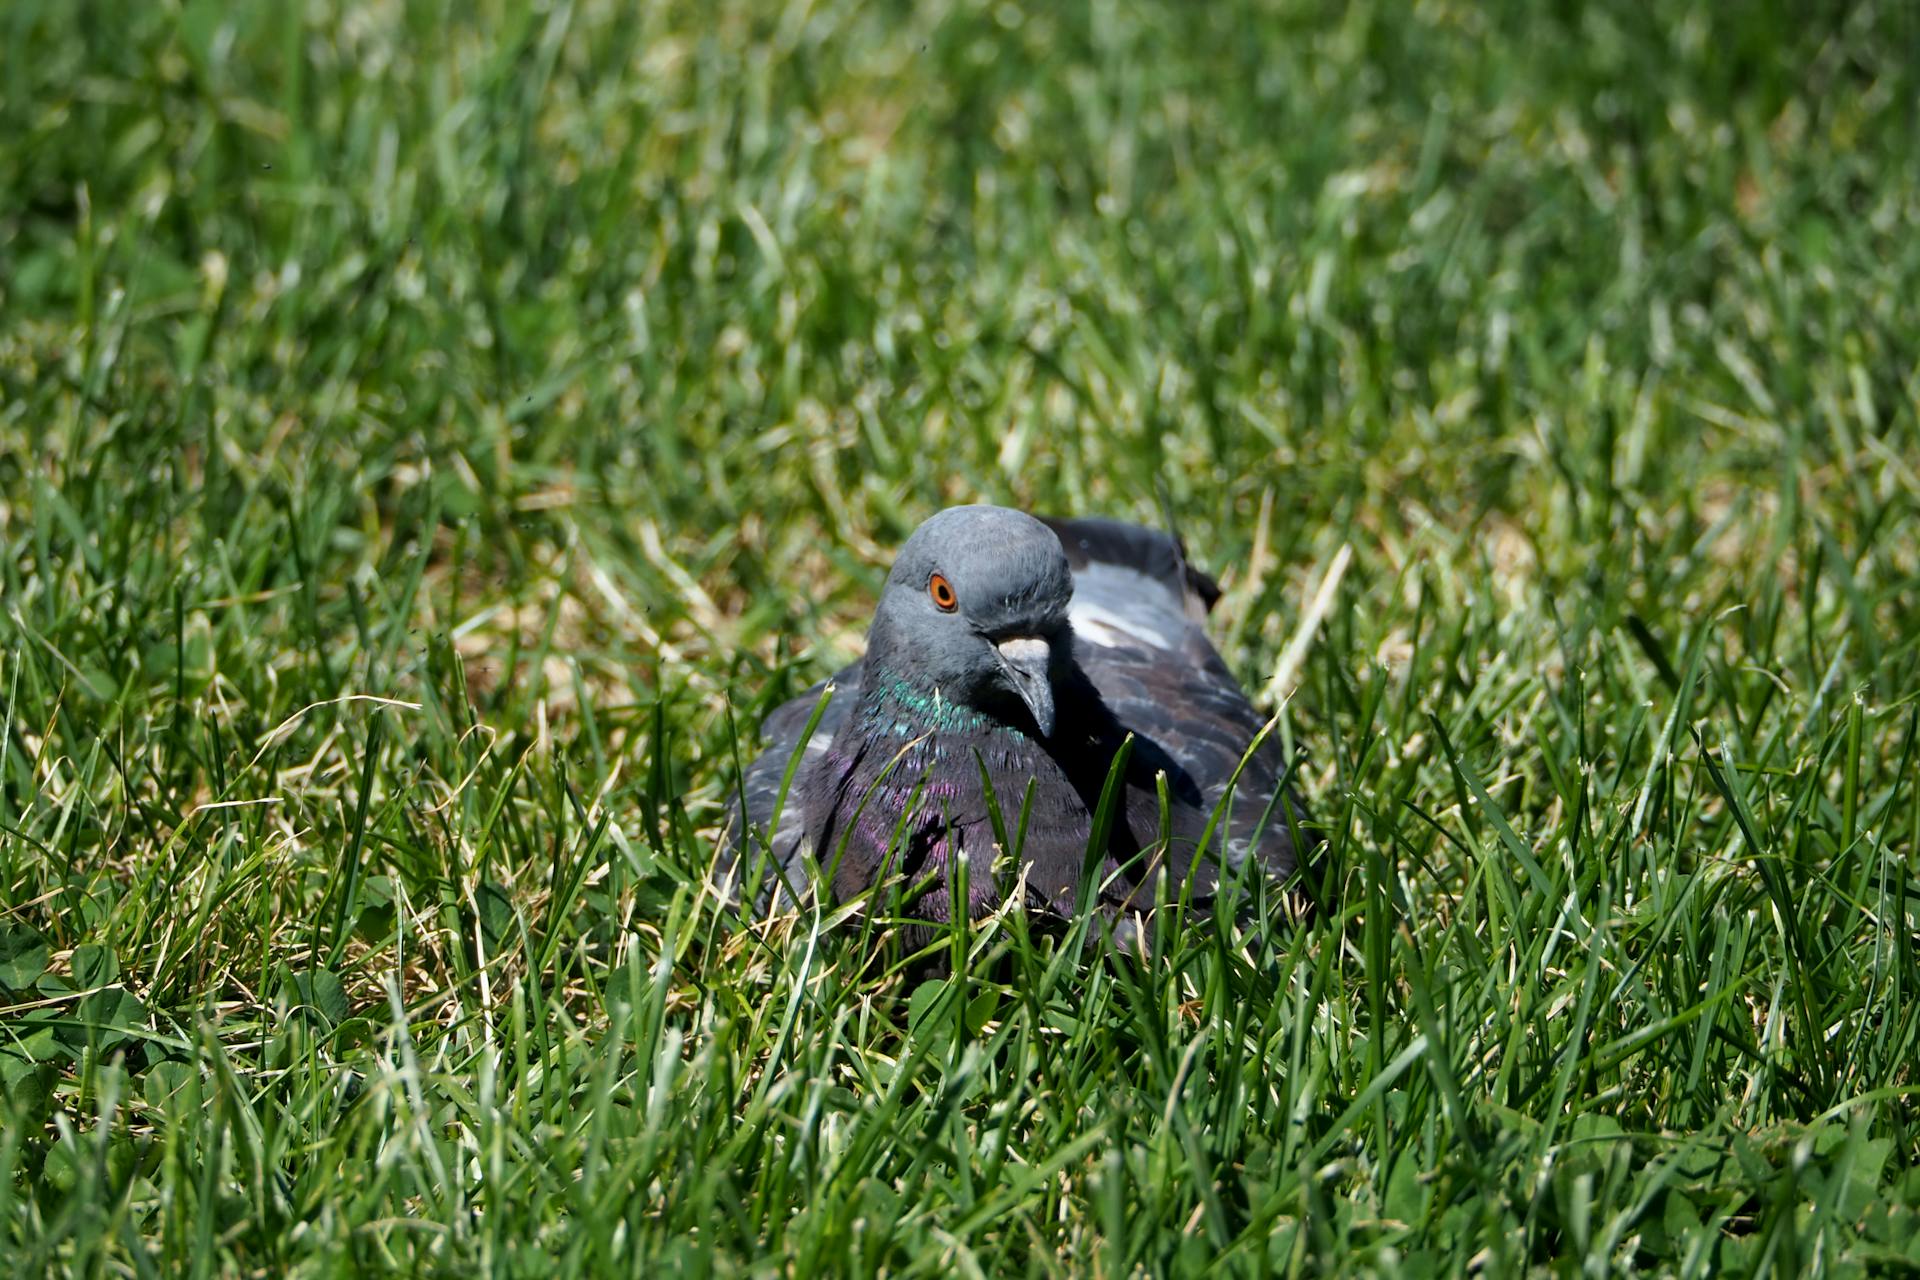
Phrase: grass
[{"left": 3, "top": 0, "right": 1919, "bottom": 1273}]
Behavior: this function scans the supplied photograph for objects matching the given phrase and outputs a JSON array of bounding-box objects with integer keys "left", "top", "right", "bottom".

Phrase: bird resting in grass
[{"left": 729, "top": 505, "right": 1314, "bottom": 942}]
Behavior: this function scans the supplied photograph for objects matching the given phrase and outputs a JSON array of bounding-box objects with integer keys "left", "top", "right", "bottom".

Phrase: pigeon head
[{"left": 863, "top": 505, "right": 1074, "bottom": 737}]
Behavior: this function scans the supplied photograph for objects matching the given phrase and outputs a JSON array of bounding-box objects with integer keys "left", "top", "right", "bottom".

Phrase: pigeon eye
[{"left": 928, "top": 572, "right": 958, "bottom": 612}]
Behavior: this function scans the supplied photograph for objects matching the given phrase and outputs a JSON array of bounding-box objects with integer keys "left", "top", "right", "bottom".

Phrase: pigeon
[{"left": 728, "top": 505, "right": 1313, "bottom": 941}]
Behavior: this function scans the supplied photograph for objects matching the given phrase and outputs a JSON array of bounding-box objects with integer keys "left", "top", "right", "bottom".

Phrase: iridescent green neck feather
[{"left": 859, "top": 674, "right": 1014, "bottom": 737}]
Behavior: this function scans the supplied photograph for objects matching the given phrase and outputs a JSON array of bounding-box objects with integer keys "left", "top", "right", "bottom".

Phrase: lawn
[{"left": 3, "top": 0, "right": 1918, "bottom": 1274}]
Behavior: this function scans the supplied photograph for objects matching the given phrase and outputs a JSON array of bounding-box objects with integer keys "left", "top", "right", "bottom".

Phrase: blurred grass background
[{"left": 2, "top": 0, "right": 1918, "bottom": 1274}]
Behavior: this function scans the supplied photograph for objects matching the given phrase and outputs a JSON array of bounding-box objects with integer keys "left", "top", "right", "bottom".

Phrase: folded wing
[{"left": 1042, "top": 517, "right": 1305, "bottom": 889}]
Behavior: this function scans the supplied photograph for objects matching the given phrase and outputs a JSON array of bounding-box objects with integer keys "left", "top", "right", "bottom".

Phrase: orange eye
[{"left": 928, "top": 572, "right": 958, "bottom": 612}]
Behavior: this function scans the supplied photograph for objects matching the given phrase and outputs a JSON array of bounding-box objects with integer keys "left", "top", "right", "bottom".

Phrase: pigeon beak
[{"left": 994, "top": 636, "right": 1055, "bottom": 738}]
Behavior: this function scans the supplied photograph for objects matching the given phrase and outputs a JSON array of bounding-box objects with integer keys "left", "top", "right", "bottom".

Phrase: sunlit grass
[{"left": 2, "top": 0, "right": 1917, "bottom": 1274}]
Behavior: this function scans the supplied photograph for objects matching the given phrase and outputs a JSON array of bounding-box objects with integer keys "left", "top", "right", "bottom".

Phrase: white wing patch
[{"left": 1068, "top": 562, "right": 1192, "bottom": 653}]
